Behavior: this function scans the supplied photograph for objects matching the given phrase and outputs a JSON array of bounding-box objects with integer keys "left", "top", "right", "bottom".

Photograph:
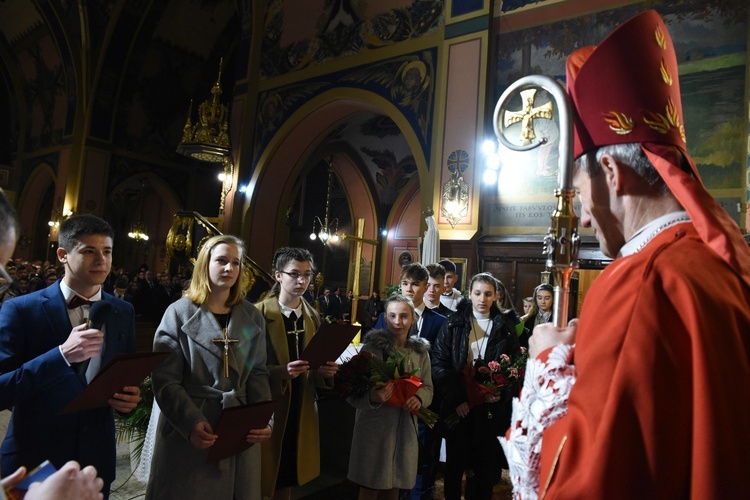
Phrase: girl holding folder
[
  {"left": 146, "top": 235, "right": 272, "bottom": 499},
  {"left": 258, "top": 247, "right": 338, "bottom": 500}
]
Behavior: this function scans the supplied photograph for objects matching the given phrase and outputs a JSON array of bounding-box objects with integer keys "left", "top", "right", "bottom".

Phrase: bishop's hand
[{"left": 529, "top": 319, "right": 577, "bottom": 359}]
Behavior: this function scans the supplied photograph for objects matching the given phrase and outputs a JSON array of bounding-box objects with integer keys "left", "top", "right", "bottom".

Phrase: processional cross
[
  {"left": 503, "top": 88, "right": 554, "bottom": 145},
  {"left": 213, "top": 325, "right": 239, "bottom": 378},
  {"left": 342, "top": 219, "right": 378, "bottom": 345}
]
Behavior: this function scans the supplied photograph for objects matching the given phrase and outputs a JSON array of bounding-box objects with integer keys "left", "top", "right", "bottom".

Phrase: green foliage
[
  {"left": 384, "top": 283, "right": 401, "bottom": 298},
  {"left": 387, "top": 351, "right": 414, "bottom": 379}
]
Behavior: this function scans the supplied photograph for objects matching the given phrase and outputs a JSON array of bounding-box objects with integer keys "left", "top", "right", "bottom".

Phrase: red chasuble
[{"left": 538, "top": 225, "right": 750, "bottom": 498}]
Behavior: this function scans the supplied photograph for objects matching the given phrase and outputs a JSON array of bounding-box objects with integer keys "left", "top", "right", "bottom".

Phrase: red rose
[{"left": 493, "top": 372, "right": 510, "bottom": 387}]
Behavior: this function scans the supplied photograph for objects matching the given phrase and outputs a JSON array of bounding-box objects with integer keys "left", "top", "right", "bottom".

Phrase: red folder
[
  {"left": 62, "top": 351, "right": 171, "bottom": 413},
  {"left": 300, "top": 322, "right": 360, "bottom": 369},
  {"left": 207, "top": 400, "right": 277, "bottom": 463}
]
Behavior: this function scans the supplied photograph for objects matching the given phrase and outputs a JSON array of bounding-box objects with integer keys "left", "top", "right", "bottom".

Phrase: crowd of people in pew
[
  {"left": 0, "top": 209, "right": 548, "bottom": 500},
  {"left": 0, "top": 258, "right": 190, "bottom": 320}
]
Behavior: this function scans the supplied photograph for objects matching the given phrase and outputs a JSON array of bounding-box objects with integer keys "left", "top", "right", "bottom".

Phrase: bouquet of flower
[
  {"left": 370, "top": 351, "right": 439, "bottom": 429},
  {"left": 445, "top": 347, "right": 528, "bottom": 429},
  {"left": 335, "top": 350, "right": 438, "bottom": 428},
  {"left": 334, "top": 350, "right": 373, "bottom": 399}
]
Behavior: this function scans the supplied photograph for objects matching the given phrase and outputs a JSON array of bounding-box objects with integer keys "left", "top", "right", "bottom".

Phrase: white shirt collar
[
  {"left": 278, "top": 301, "right": 302, "bottom": 319},
  {"left": 413, "top": 302, "right": 426, "bottom": 317},
  {"left": 59, "top": 280, "right": 102, "bottom": 303},
  {"left": 619, "top": 211, "right": 690, "bottom": 257}
]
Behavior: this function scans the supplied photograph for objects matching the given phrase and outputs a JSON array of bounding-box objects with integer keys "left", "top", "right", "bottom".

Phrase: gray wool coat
[
  {"left": 146, "top": 298, "right": 272, "bottom": 500},
  {"left": 347, "top": 329, "right": 433, "bottom": 490}
]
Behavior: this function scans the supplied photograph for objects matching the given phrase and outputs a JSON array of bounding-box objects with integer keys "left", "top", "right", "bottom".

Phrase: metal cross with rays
[{"left": 503, "top": 89, "right": 554, "bottom": 145}]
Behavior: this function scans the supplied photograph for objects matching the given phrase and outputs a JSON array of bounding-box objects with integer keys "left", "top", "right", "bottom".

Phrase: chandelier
[
  {"left": 48, "top": 208, "right": 74, "bottom": 229},
  {"left": 176, "top": 58, "right": 230, "bottom": 162},
  {"left": 309, "top": 160, "right": 339, "bottom": 243},
  {"left": 128, "top": 221, "right": 150, "bottom": 241},
  {"left": 176, "top": 58, "right": 234, "bottom": 215}
]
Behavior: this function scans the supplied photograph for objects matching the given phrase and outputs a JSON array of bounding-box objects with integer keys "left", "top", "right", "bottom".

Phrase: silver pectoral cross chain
[{"left": 287, "top": 316, "right": 304, "bottom": 360}]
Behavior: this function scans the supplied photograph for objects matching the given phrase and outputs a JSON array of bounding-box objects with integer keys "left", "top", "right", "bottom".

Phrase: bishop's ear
[{"left": 598, "top": 154, "right": 623, "bottom": 193}]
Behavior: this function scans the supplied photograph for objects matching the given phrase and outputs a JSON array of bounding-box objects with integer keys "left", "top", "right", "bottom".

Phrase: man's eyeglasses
[
  {"left": 0, "top": 263, "right": 13, "bottom": 295},
  {"left": 279, "top": 271, "right": 314, "bottom": 282}
]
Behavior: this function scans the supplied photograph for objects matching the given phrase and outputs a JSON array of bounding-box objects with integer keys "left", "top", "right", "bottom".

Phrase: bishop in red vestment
[{"left": 502, "top": 10, "right": 750, "bottom": 499}]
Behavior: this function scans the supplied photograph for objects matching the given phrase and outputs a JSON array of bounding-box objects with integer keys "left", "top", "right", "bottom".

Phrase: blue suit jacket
[
  {"left": 0, "top": 282, "right": 135, "bottom": 485},
  {"left": 373, "top": 306, "right": 446, "bottom": 347}
]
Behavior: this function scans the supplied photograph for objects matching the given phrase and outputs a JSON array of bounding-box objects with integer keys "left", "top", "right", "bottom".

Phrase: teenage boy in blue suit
[
  {"left": 0, "top": 214, "right": 140, "bottom": 498},
  {"left": 374, "top": 263, "right": 446, "bottom": 344}
]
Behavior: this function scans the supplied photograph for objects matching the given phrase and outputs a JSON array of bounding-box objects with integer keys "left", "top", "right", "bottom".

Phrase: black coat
[{"left": 432, "top": 300, "right": 521, "bottom": 428}]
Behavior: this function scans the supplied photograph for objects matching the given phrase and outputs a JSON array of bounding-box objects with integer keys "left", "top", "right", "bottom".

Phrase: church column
[{"left": 226, "top": 3, "right": 261, "bottom": 236}]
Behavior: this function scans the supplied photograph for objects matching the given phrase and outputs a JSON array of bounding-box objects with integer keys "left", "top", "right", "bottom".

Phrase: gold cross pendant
[{"left": 213, "top": 326, "right": 239, "bottom": 378}]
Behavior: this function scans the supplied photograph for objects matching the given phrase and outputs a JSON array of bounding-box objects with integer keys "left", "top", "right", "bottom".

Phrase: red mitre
[{"left": 566, "top": 9, "right": 750, "bottom": 286}]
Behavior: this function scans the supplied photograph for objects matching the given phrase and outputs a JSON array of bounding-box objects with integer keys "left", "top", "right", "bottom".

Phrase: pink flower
[
  {"left": 500, "top": 354, "right": 510, "bottom": 363},
  {"left": 510, "top": 368, "right": 519, "bottom": 378},
  {"left": 487, "top": 360, "right": 500, "bottom": 371},
  {"left": 520, "top": 346, "right": 527, "bottom": 354}
]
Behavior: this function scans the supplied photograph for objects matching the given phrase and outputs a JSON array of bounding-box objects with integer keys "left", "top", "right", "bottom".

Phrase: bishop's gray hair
[{"left": 575, "top": 142, "right": 667, "bottom": 193}]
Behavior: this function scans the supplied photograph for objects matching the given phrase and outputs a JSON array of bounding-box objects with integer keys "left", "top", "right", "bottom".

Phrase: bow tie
[{"left": 68, "top": 295, "right": 95, "bottom": 309}]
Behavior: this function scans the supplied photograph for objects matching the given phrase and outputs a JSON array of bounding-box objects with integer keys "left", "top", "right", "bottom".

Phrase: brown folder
[
  {"left": 206, "top": 400, "right": 277, "bottom": 463},
  {"left": 300, "top": 322, "right": 361, "bottom": 369},
  {"left": 62, "top": 351, "right": 171, "bottom": 413}
]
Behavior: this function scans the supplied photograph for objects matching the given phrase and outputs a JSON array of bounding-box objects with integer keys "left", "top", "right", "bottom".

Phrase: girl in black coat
[{"left": 432, "top": 273, "right": 522, "bottom": 500}]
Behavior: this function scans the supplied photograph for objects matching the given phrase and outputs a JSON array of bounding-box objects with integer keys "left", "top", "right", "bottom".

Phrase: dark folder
[
  {"left": 300, "top": 322, "right": 360, "bottom": 369},
  {"left": 207, "top": 400, "right": 277, "bottom": 463},
  {"left": 62, "top": 351, "right": 171, "bottom": 413}
]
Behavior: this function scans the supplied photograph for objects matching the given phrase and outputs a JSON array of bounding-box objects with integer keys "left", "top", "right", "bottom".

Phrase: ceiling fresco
[
  {"left": 260, "top": 0, "right": 443, "bottom": 78},
  {"left": 323, "top": 112, "right": 415, "bottom": 212},
  {"left": 255, "top": 48, "right": 436, "bottom": 174}
]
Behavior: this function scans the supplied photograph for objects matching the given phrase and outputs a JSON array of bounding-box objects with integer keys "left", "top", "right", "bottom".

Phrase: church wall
[
  {"left": 434, "top": 34, "right": 486, "bottom": 240},
  {"left": 241, "top": 0, "right": 445, "bottom": 285},
  {"left": 15, "top": 164, "right": 54, "bottom": 262},
  {"left": 332, "top": 154, "right": 378, "bottom": 299},
  {"left": 241, "top": 0, "right": 501, "bottom": 292},
  {"left": 278, "top": 0, "right": 417, "bottom": 49},
  {"left": 486, "top": 0, "right": 749, "bottom": 236},
  {"left": 243, "top": 95, "right": 388, "bottom": 272},
  {"left": 383, "top": 180, "right": 422, "bottom": 286},
  {"left": 80, "top": 149, "right": 110, "bottom": 215},
  {"left": 0, "top": 0, "right": 246, "bottom": 268}
]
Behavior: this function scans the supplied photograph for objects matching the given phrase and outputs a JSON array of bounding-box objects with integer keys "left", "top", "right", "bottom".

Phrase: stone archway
[
  {"left": 16, "top": 163, "right": 56, "bottom": 261},
  {"left": 243, "top": 89, "right": 428, "bottom": 290},
  {"left": 108, "top": 173, "right": 181, "bottom": 273}
]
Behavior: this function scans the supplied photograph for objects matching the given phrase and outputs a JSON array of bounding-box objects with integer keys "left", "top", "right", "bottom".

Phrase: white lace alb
[{"left": 499, "top": 344, "right": 576, "bottom": 499}]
